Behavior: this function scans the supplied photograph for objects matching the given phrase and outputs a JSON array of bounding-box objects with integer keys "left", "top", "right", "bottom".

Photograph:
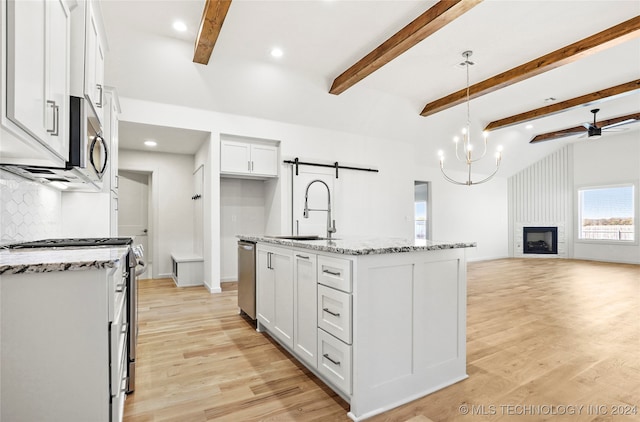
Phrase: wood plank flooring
[{"left": 124, "top": 259, "right": 640, "bottom": 421}]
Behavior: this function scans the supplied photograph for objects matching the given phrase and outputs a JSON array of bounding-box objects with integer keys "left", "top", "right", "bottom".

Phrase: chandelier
[{"left": 437, "top": 51, "right": 502, "bottom": 186}]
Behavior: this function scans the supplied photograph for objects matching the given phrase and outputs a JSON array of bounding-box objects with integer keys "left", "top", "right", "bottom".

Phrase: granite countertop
[
  {"left": 0, "top": 246, "right": 130, "bottom": 275},
  {"left": 237, "top": 235, "right": 476, "bottom": 256}
]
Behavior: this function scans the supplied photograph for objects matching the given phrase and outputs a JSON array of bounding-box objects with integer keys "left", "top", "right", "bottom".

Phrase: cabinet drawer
[
  {"left": 318, "top": 328, "right": 352, "bottom": 396},
  {"left": 110, "top": 290, "right": 128, "bottom": 392},
  {"left": 317, "top": 256, "right": 352, "bottom": 293},
  {"left": 318, "top": 285, "right": 352, "bottom": 344},
  {"left": 110, "top": 269, "right": 127, "bottom": 321}
]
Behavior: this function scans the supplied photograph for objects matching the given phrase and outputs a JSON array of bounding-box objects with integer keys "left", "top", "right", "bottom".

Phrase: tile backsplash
[{"left": 0, "top": 170, "right": 61, "bottom": 242}]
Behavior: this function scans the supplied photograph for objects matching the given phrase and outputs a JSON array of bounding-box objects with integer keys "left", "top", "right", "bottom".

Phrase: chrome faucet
[{"left": 303, "top": 179, "right": 337, "bottom": 239}]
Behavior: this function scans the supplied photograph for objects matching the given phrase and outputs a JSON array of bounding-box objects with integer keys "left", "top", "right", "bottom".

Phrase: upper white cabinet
[
  {"left": 220, "top": 137, "right": 279, "bottom": 178},
  {"left": 0, "top": 0, "right": 70, "bottom": 166},
  {"left": 83, "top": 0, "right": 105, "bottom": 123},
  {"left": 102, "top": 87, "right": 120, "bottom": 194}
]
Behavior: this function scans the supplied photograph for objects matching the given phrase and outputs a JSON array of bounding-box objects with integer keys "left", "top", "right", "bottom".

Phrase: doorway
[
  {"left": 119, "top": 170, "right": 153, "bottom": 277},
  {"left": 414, "top": 181, "right": 431, "bottom": 244}
]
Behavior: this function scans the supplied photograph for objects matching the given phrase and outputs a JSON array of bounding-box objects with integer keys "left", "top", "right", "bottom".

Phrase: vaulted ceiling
[{"left": 102, "top": 0, "right": 640, "bottom": 177}]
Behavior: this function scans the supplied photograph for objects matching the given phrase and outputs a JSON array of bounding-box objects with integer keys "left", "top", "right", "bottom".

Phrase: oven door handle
[{"left": 135, "top": 259, "right": 147, "bottom": 277}]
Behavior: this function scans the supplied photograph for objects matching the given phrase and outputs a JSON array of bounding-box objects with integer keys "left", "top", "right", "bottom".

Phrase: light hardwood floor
[{"left": 124, "top": 259, "right": 640, "bottom": 421}]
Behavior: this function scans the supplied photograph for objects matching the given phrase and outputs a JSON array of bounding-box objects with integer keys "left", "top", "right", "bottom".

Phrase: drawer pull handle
[
  {"left": 323, "top": 307, "right": 340, "bottom": 317},
  {"left": 323, "top": 269, "right": 341, "bottom": 276},
  {"left": 115, "top": 282, "right": 125, "bottom": 293},
  {"left": 296, "top": 254, "right": 309, "bottom": 259},
  {"left": 323, "top": 353, "right": 341, "bottom": 366},
  {"left": 120, "top": 375, "right": 128, "bottom": 394}
]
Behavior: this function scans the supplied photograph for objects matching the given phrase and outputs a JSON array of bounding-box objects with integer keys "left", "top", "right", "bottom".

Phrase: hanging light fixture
[{"left": 437, "top": 51, "right": 502, "bottom": 186}]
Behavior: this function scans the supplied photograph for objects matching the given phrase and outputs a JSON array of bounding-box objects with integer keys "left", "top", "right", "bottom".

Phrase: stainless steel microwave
[{"left": 0, "top": 96, "right": 107, "bottom": 190}]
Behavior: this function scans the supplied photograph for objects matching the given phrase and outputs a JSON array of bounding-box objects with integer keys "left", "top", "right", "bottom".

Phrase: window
[
  {"left": 578, "top": 184, "right": 635, "bottom": 242},
  {"left": 414, "top": 181, "right": 430, "bottom": 243}
]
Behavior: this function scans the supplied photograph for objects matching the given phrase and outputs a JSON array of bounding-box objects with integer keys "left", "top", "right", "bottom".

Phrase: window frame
[{"left": 575, "top": 181, "right": 638, "bottom": 246}]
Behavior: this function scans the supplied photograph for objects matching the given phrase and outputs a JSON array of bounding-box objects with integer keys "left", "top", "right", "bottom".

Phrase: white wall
[
  {"left": 572, "top": 132, "right": 640, "bottom": 264},
  {"left": 220, "top": 178, "right": 267, "bottom": 281},
  {"left": 118, "top": 97, "right": 510, "bottom": 292},
  {"left": 118, "top": 149, "right": 195, "bottom": 278}
]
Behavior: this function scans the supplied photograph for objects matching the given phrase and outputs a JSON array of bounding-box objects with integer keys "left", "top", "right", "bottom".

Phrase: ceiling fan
[{"left": 529, "top": 109, "right": 640, "bottom": 144}]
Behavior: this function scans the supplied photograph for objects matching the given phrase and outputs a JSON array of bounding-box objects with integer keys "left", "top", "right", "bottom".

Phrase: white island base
[{"left": 247, "top": 236, "right": 471, "bottom": 421}]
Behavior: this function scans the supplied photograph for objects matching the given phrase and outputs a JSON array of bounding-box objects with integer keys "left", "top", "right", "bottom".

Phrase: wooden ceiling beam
[
  {"left": 530, "top": 112, "right": 640, "bottom": 143},
  {"left": 329, "top": 0, "right": 483, "bottom": 95},
  {"left": 484, "top": 79, "right": 640, "bottom": 131},
  {"left": 420, "top": 16, "right": 640, "bottom": 117},
  {"left": 193, "top": 0, "right": 232, "bottom": 65}
]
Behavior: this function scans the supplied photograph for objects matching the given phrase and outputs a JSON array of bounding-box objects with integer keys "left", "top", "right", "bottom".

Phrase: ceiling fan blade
[
  {"left": 602, "top": 127, "right": 629, "bottom": 132},
  {"left": 582, "top": 123, "right": 592, "bottom": 129},
  {"left": 530, "top": 126, "right": 585, "bottom": 143},
  {"left": 597, "top": 112, "right": 640, "bottom": 129}
]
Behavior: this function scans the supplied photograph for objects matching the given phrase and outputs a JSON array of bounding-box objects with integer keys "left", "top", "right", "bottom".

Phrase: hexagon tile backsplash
[{"left": 0, "top": 170, "right": 62, "bottom": 243}]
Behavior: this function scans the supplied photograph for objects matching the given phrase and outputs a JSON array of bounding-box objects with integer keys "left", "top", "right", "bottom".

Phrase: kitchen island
[{"left": 238, "top": 235, "right": 475, "bottom": 421}]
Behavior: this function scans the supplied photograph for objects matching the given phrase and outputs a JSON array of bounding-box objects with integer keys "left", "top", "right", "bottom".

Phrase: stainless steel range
[{"left": 2, "top": 237, "right": 146, "bottom": 394}]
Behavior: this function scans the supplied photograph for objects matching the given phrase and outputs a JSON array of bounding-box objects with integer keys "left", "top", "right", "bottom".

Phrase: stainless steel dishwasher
[{"left": 237, "top": 240, "right": 257, "bottom": 319}]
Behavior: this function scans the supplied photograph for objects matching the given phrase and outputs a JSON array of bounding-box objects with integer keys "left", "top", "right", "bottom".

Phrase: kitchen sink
[{"left": 267, "top": 235, "right": 338, "bottom": 241}]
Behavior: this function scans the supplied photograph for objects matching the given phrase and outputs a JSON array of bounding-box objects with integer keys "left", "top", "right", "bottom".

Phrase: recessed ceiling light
[
  {"left": 173, "top": 21, "right": 187, "bottom": 32},
  {"left": 525, "top": 124, "right": 533, "bottom": 130},
  {"left": 144, "top": 140, "right": 157, "bottom": 147},
  {"left": 270, "top": 47, "right": 283, "bottom": 58}
]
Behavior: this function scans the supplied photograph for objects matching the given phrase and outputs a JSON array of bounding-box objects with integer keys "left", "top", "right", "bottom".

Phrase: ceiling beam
[
  {"left": 329, "top": 0, "right": 483, "bottom": 95},
  {"left": 484, "top": 79, "right": 640, "bottom": 131},
  {"left": 530, "top": 112, "right": 640, "bottom": 143},
  {"left": 420, "top": 16, "right": 640, "bottom": 117},
  {"left": 193, "top": 0, "right": 232, "bottom": 65}
]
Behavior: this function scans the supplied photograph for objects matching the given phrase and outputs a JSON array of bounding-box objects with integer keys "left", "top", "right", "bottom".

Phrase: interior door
[{"left": 118, "top": 170, "right": 150, "bottom": 270}]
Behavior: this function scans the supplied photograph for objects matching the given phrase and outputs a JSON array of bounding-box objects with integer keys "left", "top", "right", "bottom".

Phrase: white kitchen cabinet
[
  {"left": 318, "top": 284, "right": 352, "bottom": 345},
  {"left": 293, "top": 251, "right": 318, "bottom": 368},
  {"left": 103, "top": 87, "right": 120, "bottom": 194},
  {"left": 253, "top": 240, "right": 469, "bottom": 421},
  {"left": 0, "top": 0, "right": 70, "bottom": 165},
  {"left": 84, "top": 0, "right": 106, "bottom": 124},
  {"left": 103, "top": 87, "right": 120, "bottom": 235},
  {"left": 0, "top": 254, "right": 130, "bottom": 422},
  {"left": 318, "top": 327, "right": 352, "bottom": 396},
  {"left": 256, "top": 244, "right": 293, "bottom": 348},
  {"left": 220, "top": 139, "right": 278, "bottom": 178}
]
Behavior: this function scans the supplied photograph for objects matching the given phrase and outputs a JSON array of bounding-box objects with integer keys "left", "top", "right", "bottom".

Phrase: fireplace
[{"left": 523, "top": 227, "right": 558, "bottom": 254}]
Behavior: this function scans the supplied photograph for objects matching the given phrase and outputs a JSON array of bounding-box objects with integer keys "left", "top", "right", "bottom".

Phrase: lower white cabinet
[
  {"left": 318, "top": 284, "right": 352, "bottom": 345},
  {"left": 0, "top": 255, "right": 129, "bottom": 422},
  {"left": 293, "top": 251, "right": 318, "bottom": 368},
  {"left": 256, "top": 245, "right": 293, "bottom": 348},
  {"left": 255, "top": 242, "right": 469, "bottom": 421},
  {"left": 318, "top": 327, "right": 352, "bottom": 396}
]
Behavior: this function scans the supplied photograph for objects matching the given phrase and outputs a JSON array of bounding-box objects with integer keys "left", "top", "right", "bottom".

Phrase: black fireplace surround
[{"left": 523, "top": 227, "right": 558, "bottom": 254}]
